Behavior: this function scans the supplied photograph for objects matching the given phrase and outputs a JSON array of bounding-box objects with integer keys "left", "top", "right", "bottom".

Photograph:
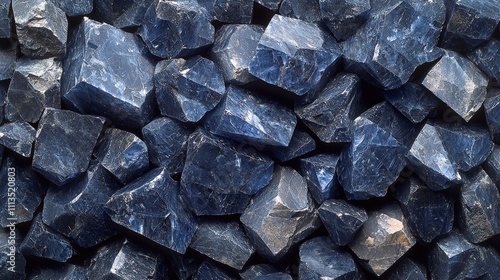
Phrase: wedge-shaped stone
[
  {"left": 94, "top": 0, "right": 152, "bottom": 28},
  {"left": 299, "top": 154, "right": 340, "bottom": 204},
  {"left": 0, "top": 121, "right": 35, "bottom": 157},
  {"left": 265, "top": 129, "right": 315, "bottom": 162},
  {"left": 483, "top": 145, "right": 500, "bottom": 186},
  {"left": 318, "top": 199, "right": 367, "bottom": 246},
  {"left": 384, "top": 258, "right": 426, "bottom": 280},
  {"left": 192, "top": 261, "right": 235, "bottom": 280},
  {"left": 200, "top": 0, "right": 253, "bottom": 23},
  {"left": 0, "top": 43, "right": 16, "bottom": 81},
  {"left": 0, "top": 229, "right": 26, "bottom": 280},
  {"left": 0, "top": 0, "right": 11, "bottom": 38},
  {"left": 279, "top": 0, "right": 321, "bottom": 23},
  {"left": 320, "top": 0, "right": 371, "bottom": 41},
  {"left": 484, "top": 89, "right": 500, "bottom": 142},
  {"left": 468, "top": 39, "right": 500, "bottom": 83},
  {"left": 52, "top": 0, "right": 93, "bottom": 16}
]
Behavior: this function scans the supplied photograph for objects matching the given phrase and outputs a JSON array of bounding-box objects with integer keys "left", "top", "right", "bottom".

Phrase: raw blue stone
[
  {"left": 318, "top": 199, "right": 367, "bottom": 246},
  {"left": 62, "top": 17, "right": 156, "bottom": 129},
  {"left": 255, "top": 0, "right": 281, "bottom": 11},
  {"left": 192, "top": 261, "right": 235, "bottom": 280},
  {"left": 32, "top": 108, "right": 105, "bottom": 186},
  {"left": 94, "top": 0, "right": 152, "bottom": 28},
  {"left": 0, "top": 85, "right": 5, "bottom": 124},
  {"left": 0, "top": 121, "right": 36, "bottom": 158},
  {"left": 484, "top": 88, "right": 500, "bottom": 142},
  {"left": 155, "top": 55, "right": 225, "bottom": 122},
  {"left": 279, "top": 0, "right": 322, "bottom": 23},
  {"left": 249, "top": 14, "right": 341, "bottom": 96},
  {"left": 393, "top": 176, "right": 454, "bottom": 243},
  {"left": 105, "top": 167, "right": 197, "bottom": 253},
  {"left": 265, "top": 129, "right": 316, "bottom": 162},
  {"left": 0, "top": 228, "right": 26, "bottom": 280},
  {"left": 27, "top": 264, "right": 88, "bottom": 280},
  {"left": 299, "top": 154, "right": 340, "bottom": 204},
  {"left": 166, "top": 251, "right": 198, "bottom": 280},
  {"left": 52, "top": 0, "right": 93, "bottom": 16},
  {"left": 240, "top": 264, "right": 280, "bottom": 279},
  {"left": 483, "top": 145, "right": 500, "bottom": 186},
  {"left": 42, "top": 161, "right": 120, "bottom": 248},
  {"left": 137, "top": 0, "right": 214, "bottom": 59},
  {"left": 200, "top": 0, "right": 253, "bottom": 23},
  {"left": 319, "top": 0, "right": 371, "bottom": 41},
  {"left": 251, "top": 273, "right": 292, "bottom": 280},
  {"left": 468, "top": 39, "right": 500, "bottom": 83},
  {"left": 0, "top": 0, "right": 11, "bottom": 38},
  {"left": 0, "top": 43, "right": 16, "bottom": 81},
  {"left": 384, "top": 258, "right": 426, "bottom": 280},
  {"left": 205, "top": 85, "right": 297, "bottom": 147},
  {"left": 295, "top": 72, "right": 363, "bottom": 143},
  {"left": 142, "top": 117, "right": 192, "bottom": 174},
  {"left": 474, "top": 246, "right": 500, "bottom": 280}
]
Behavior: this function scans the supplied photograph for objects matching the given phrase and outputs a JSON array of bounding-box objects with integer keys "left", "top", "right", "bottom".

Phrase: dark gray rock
[
  {"left": 6, "top": 57, "right": 62, "bottom": 123},
  {"left": 205, "top": 85, "right": 297, "bottom": 147},
  {"left": 0, "top": 0, "right": 11, "bottom": 38},
  {"left": 255, "top": 0, "right": 281, "bottom": 11},
  {"left": 192, "top": 261, "right": 235, "bottom": 280},
  {"left": 211, "top": 24, "right": 264, "bottom": 85},
  {"left": 279, "top": 0, "right": 322, "bottom": 23},
  {"left": 474, "top": 246, "right": 500, "bottom": 280},
  {"left": 0, "top": 86, "right": 4, "bottom": 124},
  {"left": 393, "top": 176, "right": 454, "bottom": 243},
  {"left": 52, "top": 0, "right": 93, "bottom": 16},
  {"left": 240, "top": 264, "right": 280, "bottom": 279},
  {"left": 94, "top": 0, "right": 152, "bottom": 28},
  {"left": 384, "top": 258, "right": 426, "bottom": 280},
  {"left": 0, "top": 43, "right": 16, "bottom": 81},
  {"left": 42, "top": 161, "right": 120, "bottom": 248},
  {"left": 299, "top": 154, "right": 341, "bottom": 204},
  {"left": 200, "top": 0, "right": 253, "bottom": 23},
  {"left": 105, "top": 167, "right": 197, "bottom": 254},
  {"left": 319, "top": 0, "right": 371, "bottom": 41},
  {"left": 166, "top": 251, "right": 198, "bottom": 280},
  {"left": 27, "top": 264, "right": 88, "bottom": 280},
  {"left": 0, "top": 121, "right": 35, "bottom": 157},
  {"left": 484, "top": 88, "right": 500, "bottom": 142},
  {"left": 318, "top": 199, "right": 367, "bottom": 246},
  {"left": 483, "top": 145, "right": 500, "bottom": 186},
  {"left": 62, "top": 17, "right": 156, "bottom": 130},
  {"left": 0, "top": 228, "right": 26, "bottom": 280},
  {"left": 468, "top": 39, "right": 500, "bottom": 83},
  {"left": 253, "top": 273, "right": 292, "bottom": 280},
  {"left": 422, "top": 50, "right": 488, "bottom": 122},
  {"left": 249, "top": 14, "right": 341, "bottom": 97},
  {"left": 32, "top": 108, "right": 105, "bottom": 186},
  {"left": 137, "top": 0, "right": 214, "bottom": 59},
  {"left": 155, "top": 55, "right": 225, "bottom": 122},
  {"left": 295, "top": 72, "right": 363, "bottom": 143},
  {"left": 265, "top": 129, "right": 315, "bottom": 162},
  {"left": 12, "top": 0, "right": 67, "bottom": 58}
]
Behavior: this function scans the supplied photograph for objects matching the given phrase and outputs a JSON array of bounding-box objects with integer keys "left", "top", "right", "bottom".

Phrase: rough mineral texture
[
  {"left": 265, "top": 129, "right": 316, "bottom": 162},
  {"left": 255, "top": 0, "right": 281, "bottom": 11},
  {"left": 94, "top": 0, "right": 152, "bottom": 28},
  {"left": 192, "top": 261, "right": 235, "bottom": 280},
  {"left": 384, "top": 258, "right": 427, "bottom": 280},
  {"left": 0, "top": 229, "right": 26, "bottom": 280},
  {"left": 319, "top": 0, "right": 371, "bottom": 41},
  {"left": 0, "top": 43, "right": 16, "bottom": 81},
  {"left": 318, "top": 199, "right": 367, "bottom": 246},
  {"left": 240, "top": 264, "right": 281, "bottom": 279},
  {"left": 0, "top": 0, "right": 11, "bottom": 38},
  {"left": 52, "top": 0, "right": 93, "bottom": 16},
  {"left": 27, "top": 264, "right": 88, "bottom": 280},
  {"left": 0, "top": 121, "right": 36, "bottom": 157},
  {"left": 468, "top": 39, "right": 500, "bottom": 83},
  {"left": 166, "top": 251, "right": 198, "bottom": 280},
  {"left": 299, "top": 154, "right": 340, "bottom": 204},
  {"left": 484, "top": 89, "right": 500, "bottom": 142},
  {"left": 200, "top": 0, "right": 254, "bottom": 23},
  {"left": 484, "top": 145, "right": 500, "bottom": 185},
  {"left": 279, "top": 0, "right": 322, "bottom": 23}
]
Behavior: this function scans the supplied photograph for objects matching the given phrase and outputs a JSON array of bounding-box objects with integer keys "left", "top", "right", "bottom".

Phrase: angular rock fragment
[
  {"left": 155, "top": 55, "right": 225, "bottom": 122},
  {"left": 468, "top": 39, "right": 500, "bottom": 83},
  {"left": 166, "top": 251, "right": 198, "bottom": 280},
  {"left": 201, "top": 0, "right": 253, "bottom": 23},
  {"left": 6, "top": 57, "right": 62, "bottom": 123},
  {"left": 0, "top": 121, "right": 36, "bottom": 157},
  {"left": 318, "top": 199, "right": 367, "bottom": 246},
  {"left": 137, "top": 0, "right": 214, "bottom": 59},
  {"left": 349, "top": 203, "right": 416, "bottom": 276},
  {"left": 295, "top": 72, "right": 363, "bottom": 143},
  {"left": 0, "top": 0, "right": 11, "bottom": 38},
  {"left": 422, "top": 51, "right": 488, "bottom": 121},
  {"left": 211, "top": 24, "right": 264, "bottom": 85},
  {"left": 383, "top": 83, "right": 439, "bottom": 124},
  {"left": 393, "top": 176, "right": 454, "bottom": 243},
  {"left": 94, "top": 0, "right": 152, "bottom": 28},
  {"left": 484, "top": 145, "right": 500, "bottom": 186},
  {"left": 474, "top": 246, "right": 500, "bottom": 280},
  {"left": 279, "top": 0, "right": 322, "bottom": 23},
  {"left": 42, "top": 161, "right": 120, "bottom": 248},
  {"left": 265, "top": 129, "right": 315, "bottom": 162},
  {"left": 0, "top": 229, "right": 26, "bottom": 280},
  {"left": 319, "top": 0, "right": 371, "bottom": 41},
  {"left": 240, "top": 264, "right": 280, "bottom": 279},
  {"left": 62, "top": 17, "right": 156, "bottom": 129},
  {"left": 240, "top": 166, "right": 320, "bottom": 261},
  {"left": 384, "top": 258, "right": 426, "bottom": 280},
  {"left": 299, "top": 154, "right": 340, "bottom": 204},
  {"left": 28, "top": 264, "right": 88, "bottom": 280},
  {"left": 484, "top": 89, "right": 500, "bottom": 142},
  {"left": 249, "top": 14, "right": 341, "bottom": 96},
  {"left": 205, "top": 85, "right": 297, "bottom": 147},
  {"left": 105, "top": 167, "right": 197, "bottom": 253},
  {"left": 255, "top": 0, "right": 281, "bottom": 11},
  {"left": 12, "top": 0, "right": 67, "bottom": 58},
  {"left": 0, "top": 43, "right": 16, "bottom": 81},
  {"left": 52, "top": 0, "right": 93, "bottom": 16},
  {"left": 32, "top": 108, "right": 104, "bottom": 186},
  {"left": 181, "top": 184, "right": 252, "bottom": 216},
  {"left": 192, "top": 261, "right": 235, "bottom": 280},
  {"left": 0, "top": 86, "right": 5, "bottom": 124}
]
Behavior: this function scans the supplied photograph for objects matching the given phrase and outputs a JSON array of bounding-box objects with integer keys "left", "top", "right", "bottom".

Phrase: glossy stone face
[
  {"left": 483, "top": 145, "right": 500, "bottom": 186},
  {"left": 299, "top": 154, "right": 341, "bottom": 204},
  {"left": 0, "top": 121, "right": 36, "bottom": 158},
  {"left": 467, "top": 39, "right": 500, "bottom": 83},
  {"left": 484, "top": 89, "right": 500, "bottom": 142},
  {"left": 200, "top": 0, "right": 254, "bottom": 23},
  {"left": 384, "top": 258, "right": 426, "bottom": 280},
  {"left": 0, "top": 0, "right": 11, "bottom": 38},
  {"left": 240, "top": 264, "right": 280, "bottom": 279},
  {"left": 52, "top": 0, "right": 93, "bottom": 16},
  {"left": 265, "top": 129, "right": 315, "bottom": 162},
  {"left": 383, "top": 83, "right": 439, "bottom": 124},
  {"left": 318, "top": 199, "right": 367, "bottom": 246},
  {"left": 192, "top": 261, "right": 235, "bottom": 280},
  {"left": 319, "top": 0, "right": 371, "bottom": 41},
  {"left": 94, "top": 0, "right": 153, "bottom": 28},
  {"left": 279, "top": 0, "right": 322, "bottom": 23},
  {"left": 255, "top": 0, "right": 281, "bottom": 11}
]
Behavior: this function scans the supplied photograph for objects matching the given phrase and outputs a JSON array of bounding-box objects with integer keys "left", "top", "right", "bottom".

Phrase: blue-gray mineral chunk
[
  {"left": 12, "top": 0, "right": 67, "bottom": 58},
  {"left": 200, "top": 0, "right": 253, "bottom": 23},
  {"left": 240, "top": 166, "right": 321, "bottom": 261},
  {"left": 0, "top": 228, "right": 26, "bottom": 280},
  {"left": 393, "top": 176, "right": 454, "bottom": 243},
  {"left": 42, "top": 161, "right": 120, "bottom": 248},
  {"left": 137, "top": 0, "right": 214, "bottom": 59},
  {"left": 299, "top": 154, "right": 340, "bottom": 204},
  {"left": 484, "top": 145, "right": 500, "bottom": 185},
  {"left": 19, "top": 214, "right": 73, "bottom": 262},
  {"left": 295, "top": 72, "right": 363, "bottom": 143},
  {"left": 28, "top": 264, "right": 88, "bottom": 280},
  {"left": 52, "top": 0, "right": 93, "bottom": 16},
  {"left": 474, "top": 246, "right": 500, "bottom": 280},
  {"left": 468, "top": 39, "right": 500, "bottom": 83},
  {"left": 105, "top": 167, "right": 197, "bottom": 254},
  {"left": 192, "top": 261, "right": 235, "bottom": 280},
  {"left": 440, "top": 0, "right": 500, "bottom": 51},
  {"left": 0, "top": 155, "right": 47, "bottom": 227},
  {"left": 155, "top": 55, "right": 225, "bottom": 122},
  {"left": 0, "top": 0, "right": 11, "bottom": 38},
  {"left": 0, "top": 121, "right": 36, "bottom": 157},
  {"left": 0, "top": 86, "right": 4, "bottom": 123},
  {"left": 265, "top": 129, "right": 315, "bottom": 162},
  {"left": 190, "top": 219, "right": 255, "bottom": 269},
  {"left": 5, "top": 57, "right": 62, "bottom": 123},
  {"left": 94, "top": 0, "right": 152, "bottom": 28},
  {"left": 279, "top": 0, "right": 322, "bottom": 23},
  {"left": 255, "top": 0, "right": 281, "bottom": 11},
  {"left": 484, "top": 89, "right": 500, "bottom": 142},
  {"left": 62, "top": 17, "right": 156, "bottom": 129},
  {"left": 384, "top": 258, "right": 426, "bottom": 280},
  {"left": 142, "top": 117, "right": 191, "bottom": 174},
  {"left": 318, "top": 199, "right": 367, "bottom": 246},
  {"left": 299, "top": 236, "right": 361, "bottom": 280},
  {"left": 319, "top": 0, "right": 371, "bottom": 41},
  {"left": 249, "top": 14, "right": 341, "bottom": 96},
  {"left": 337, "top": 102, "right": 415, "bottom": 200},
  {"left": 348, "top": 203, "right": 416, "bottom": 277},
  {"left": 205, "top": 85, "right": 297, "bottom": 147},
  {"left": 0, "top": 43, "right": 16, "bottom": 81},
  {"left": 342, "top": 0, "right": 445, "bottom": 89},
  {"left": 211, "top": 24, "right": 264, "bottom": 85},
  {"left": 32, "top": 108, "right": 104, "bottom": 186},
  {"left": 422, "top": 50, "right": 488, "bottom": 121},
  {"left": 165, "top": 251, "right": 198, "bottom": 280},
  {"left": 240, "top": 264, "right": 280, "bottom": 279},
  {"left": 95, "top": 128, "right": 149, "bottom": 184}
]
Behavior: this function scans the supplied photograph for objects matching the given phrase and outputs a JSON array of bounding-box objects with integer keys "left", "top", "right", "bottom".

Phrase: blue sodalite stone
[
  {"left": 468, "top": 39, "right": 500, "bottom": 83},
  {"left": 32, "top": 108, "right": 105, "bottom": 186},
  {"left": 200, "top": 0, "right": 253, "bottom": 23},
  {"left": 483, "top": 145, "right": 500, "bottom": 186},
  {"left": 255, "top": 0, "right": 281, "bottom": 11},
  {"left": 0, "top": 0, "right": 11, "bottom": 38},
  {"left": 240, "top": 264, "right": 280, "bottom": 279},
  {"left": 440, "top": 0, "right": 500, "bottom": 51},
  {"left": 279, "top": 0, "right": 322, "bottom": 23},
  {"left": 155, "top": 55, "right": 225, "bottom": 122},
  {"left": 484, "top": 89, "right": 500, "bottom": 142},
  {"left": 19, "top": 214, "right": 73, "bottom": 262},
  {"left": 318, "top": 199, "right": 367, "bottom": 246},
  {"left": 137, "top": 0, "right": 214, "bottom": 59},
  {"left": 393, "top": 176, "right": 454, "bottom": 243},
  {"left": 383, "top": 82, "right": 439, "bottom": 124},
  {"left": 0, "top": 43, "right": 16, "bottom": 81},
  {"left": 28, "top": 264, "right": 88, "bottom": 280},
  {"left": 249, "top": 14, "right": 341, "bottom": 96},
  {"left": 299, "top": 154, "right": 340, "bottom": 204},
  {"left": 94, "top": 0, "right": 152, "bottom": 28},
  {"left": 0, "top": 121, "right": 36, "bottom": 158},
  {"left": 62, "top": 17, "right": 156, "bottom": 129},
  {"left": 0, "top": 228, "right": 26, "bottom": 280},
  {"left": 299, "top": 236, "right": 361, "bottom": 280},
  {"left": 265, "top": 129, "right": 315, "bottom": 162},
  {"left": 105, "top": 167, "right": 197, "bottom": 253},
  {"left": 192, "top": 261, "right": 235, "bottom": 280},
  {"left": 474, "top": 246, "right": 500, "bottom": 280},
  {"left": 319, "top": 0, "right": 371, "bottom": 41},
  {"left": 295, "top": 72, "right": 363, "bottom": 143},
  {"left": 42, "top": 161, "right": 120, "bottom": 248},
  {"left": 205, "top": 85, "right": 297, "bottom": 147},
  {"left": 142, "top": 117, "right": 192, "bottom": 174},
  {"left": 384, "top": 258, "right": 426, "bottom": 280},
  {"left": 342, "top": 0, "right": 445, "bottom": 89},
  {"left": 51, "top": 0, "right": 93, "bottom": 16},
  {"left": 189, "top": 219, "right": 255, "bottom": 270},
  {"left": 211, "top": 24, "right": 264, "bottom": 85},
  {"left": 337, "top": 102, "right": 415, "bottom": 200},
  {"left": 6, "top": 57, "right": 62, "bottom": 123},
  {"left": 422, "top": 51, "right": 488, "bottom": 122}
]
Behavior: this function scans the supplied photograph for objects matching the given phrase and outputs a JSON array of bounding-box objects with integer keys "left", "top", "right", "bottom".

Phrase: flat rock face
[
  {"left": 484, "top": 89, "right": 500, "bottom": 142},
  {"left": 94, "top": 0, "right": 152, "bottom": 28},
  {"left": 483, "top": 145, "right": 500, "bottom": 186},
  {"left": 299, "top": 154, "right": 340, "bottom": 204},
  {"left": 52, "top": 0, "right": 93, "bottom": 16},
  {"left": 265, "top": 129, "right": 316, "bottom": 162},
  {"left": 384, "top": 258, "right": 427, "bottom": 280},
  {"left": 0, "top": 0, "right": 11, "bottom": 38},
  {"left": 0, "top": 121, "right": 36, "bottom": 158},
  {"left": 318, "top": 199, "right": 367, "bottom": 246},
  {"left": 240, "top": 264, "right": 280, "bottom": 279},
  {"left": 468, "top": 38, "right": 500, "bottom": 83},
  {"left": 249, "top": 14, "right": 341, "bottom": 97},
  {"left": 255, "top": 0, "right": 282, "bottom": 11},
  {"left": 279, "top": 0, "right": 322, "bottom": 23},
  {"left": 319, "top": 0, "right": 371, "bottom": 41},
  {"left": 62, "top": 17, "right": 156, "bottom": 129},
  {"left": 0, "top": 44, "right": 16, "bottom": 81},
  {"left": 192, "top": 260, "right": 235, "bottom": 280},
  {"left": 27, "top": 264, "right": 87, "bottom": 280},
  {"left": 201, "top": 0, "right": 254, "bottom": 23}
]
